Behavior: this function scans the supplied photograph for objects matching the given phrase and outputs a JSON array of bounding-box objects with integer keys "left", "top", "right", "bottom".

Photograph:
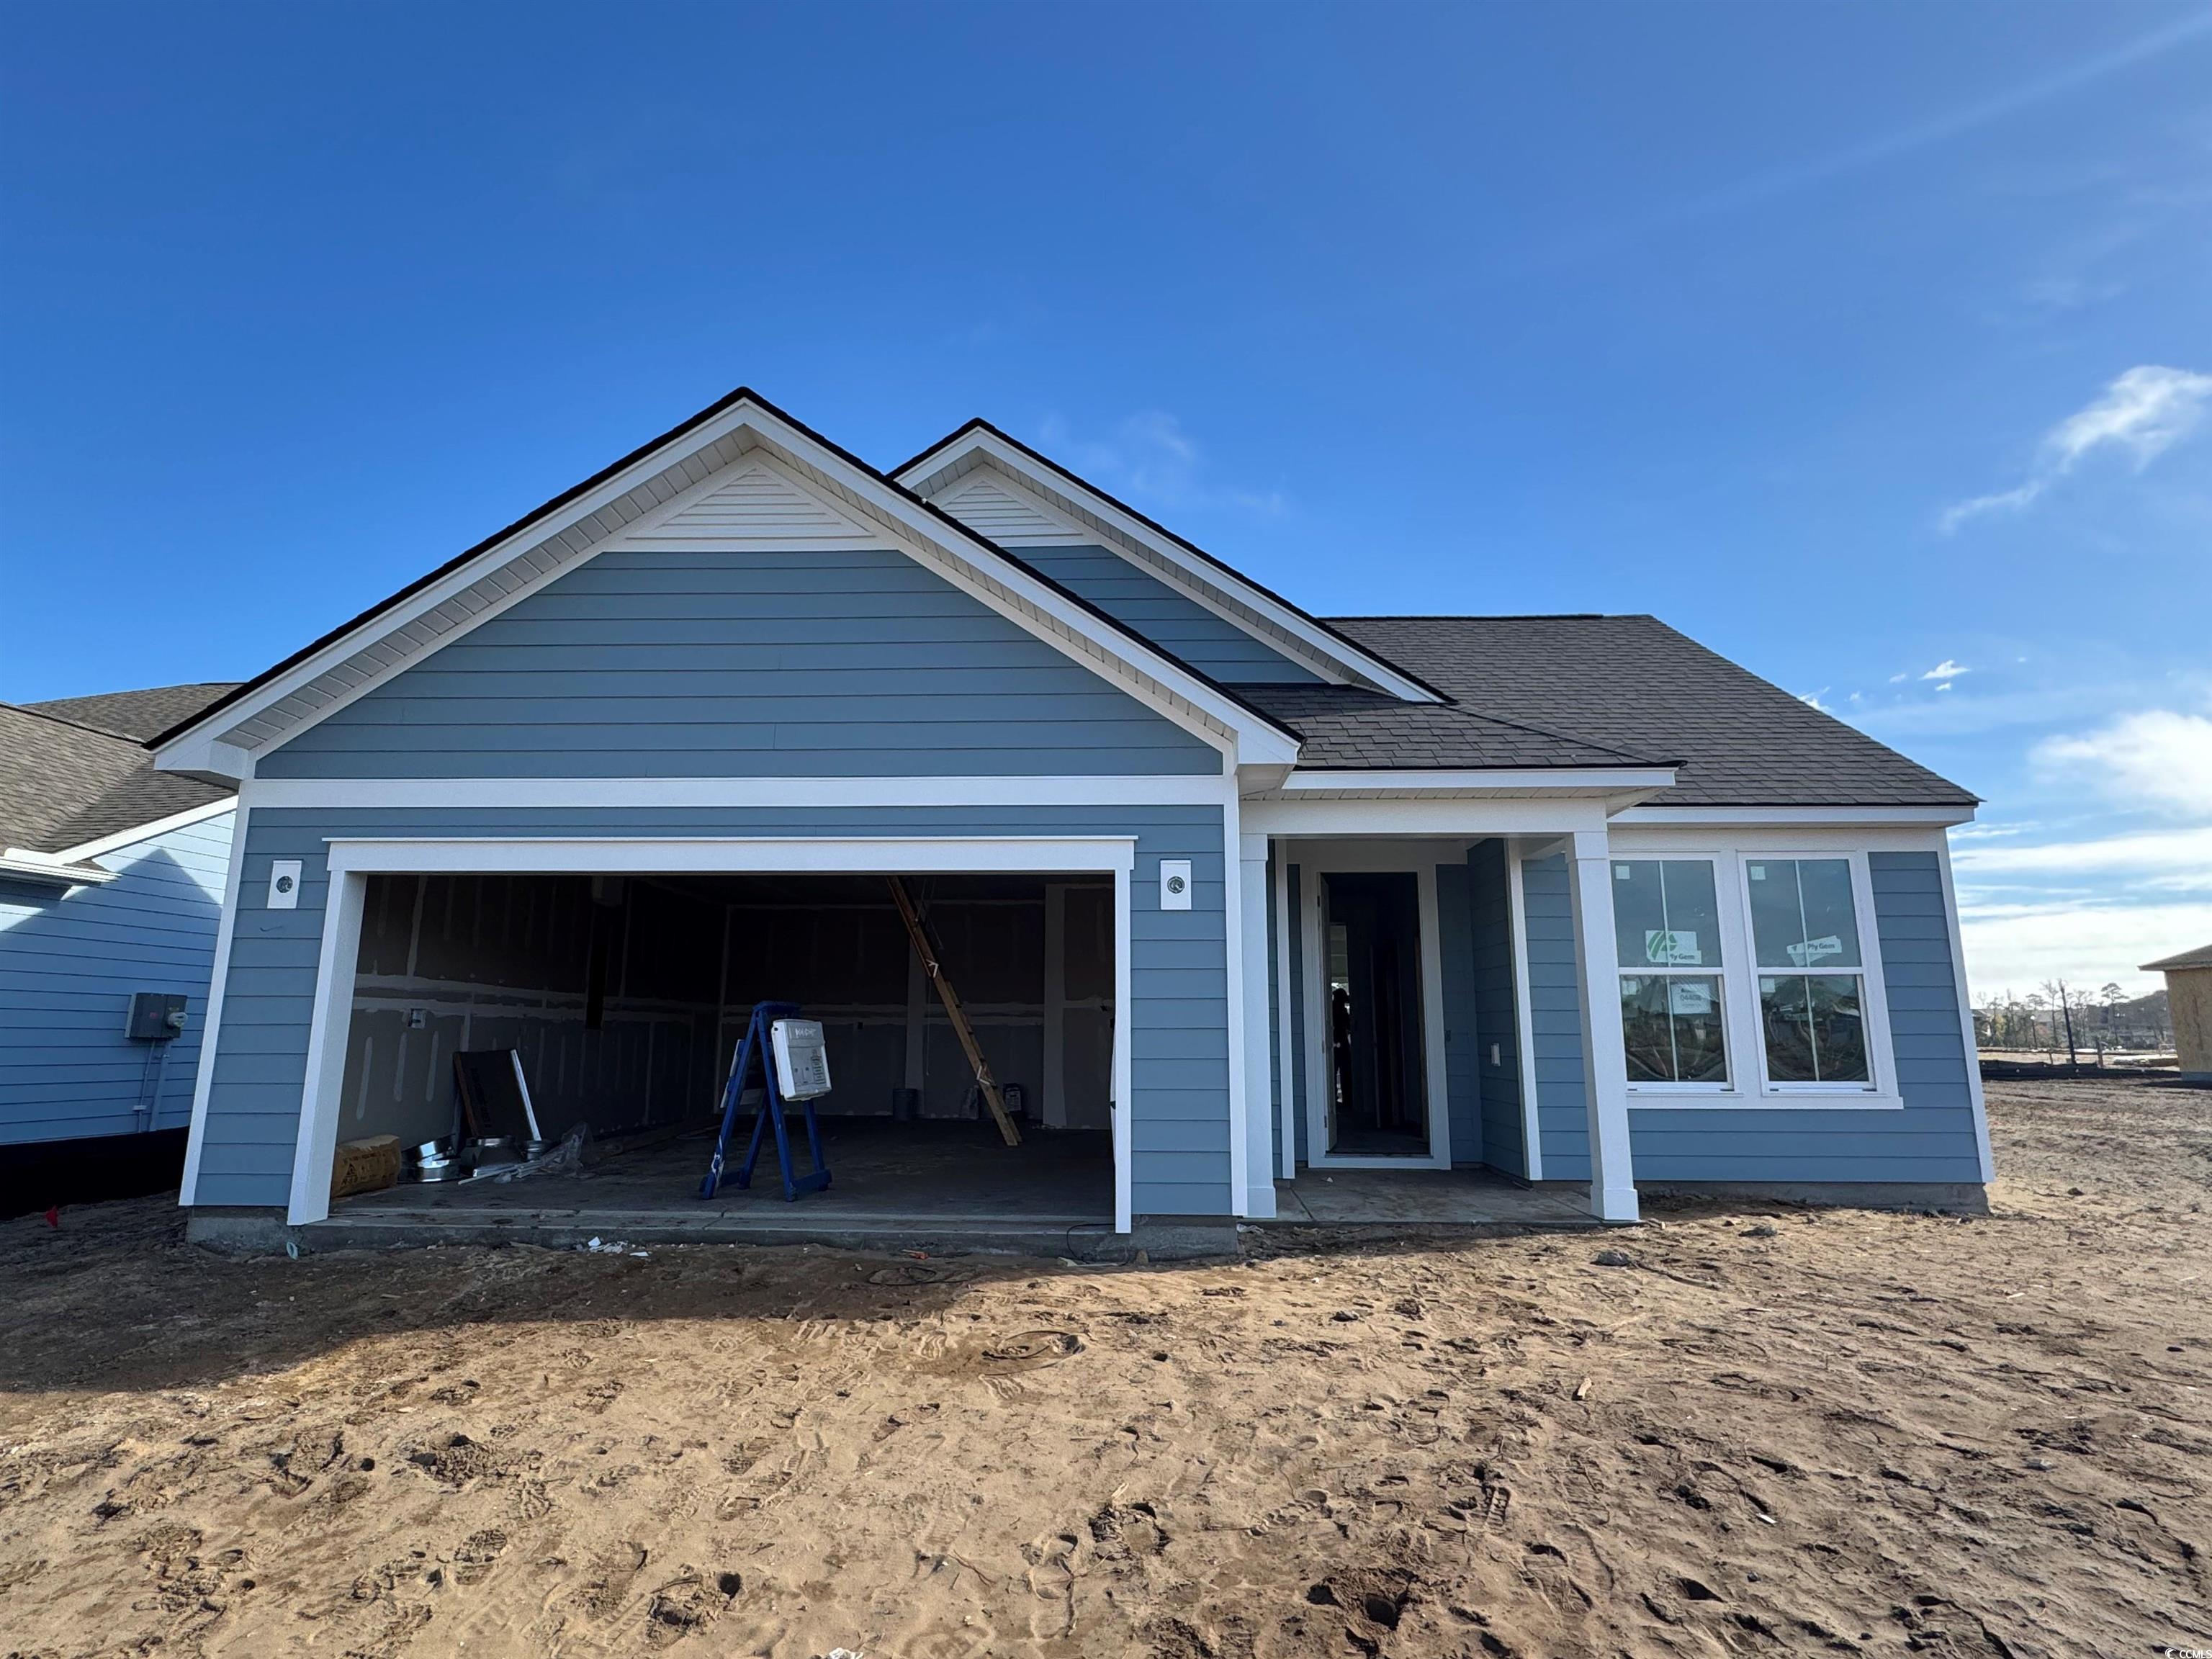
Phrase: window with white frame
[
  {"left": 1744, "top": 857, "right": 1871, "bottom": 1086},
  {"left": 1611, "top": 859, "right": 1728, "bottom": 1086}
]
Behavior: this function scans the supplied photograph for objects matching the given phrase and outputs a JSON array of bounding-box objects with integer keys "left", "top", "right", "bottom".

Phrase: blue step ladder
[{"left": 699, "top": 1001, "right": 832, "bottom": 1202}]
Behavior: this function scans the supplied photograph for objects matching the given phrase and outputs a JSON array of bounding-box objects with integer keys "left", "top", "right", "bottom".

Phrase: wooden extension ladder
[{"left": 886, "top": 876, "right": 1023, "bottom": 1146}]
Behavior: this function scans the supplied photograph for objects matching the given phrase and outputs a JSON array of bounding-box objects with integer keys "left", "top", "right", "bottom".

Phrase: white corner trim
[
  {"left": 1223, "top": 808, "right": 1251, "bottom": 1216},
  {"left": 179, "top": 797, "right": 251, "bottom": 1206},
  {"left": 243, "top": 775, "right": 1233, "bottom": 811},
  {"left": 1937, "top": 835, "right": 1997, "bottom": 1184},
  {"left": 152, "top": 399, "right": 1302, "bottom": 778},
  {"left": 1112, "top": 863, "right": 1133, "bottom": 1233},
  {"left": 43, "top": 795, "right": 238, "bottom": 866},
  {"left": 320, "top": 835, "right": 1140, "bottom": 877},
  {"left": 1612, "top": 804, "right": 1977, "bottom": 827},
  {"left": 896, "top": 433, "right": 1441, "bottom": 702}
]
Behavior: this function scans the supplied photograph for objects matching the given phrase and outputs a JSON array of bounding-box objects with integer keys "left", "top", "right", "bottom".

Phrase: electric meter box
[
  {"left": 127, "top": 991, "right": 187, "bottom": 1042},
  {"left": 769, "top": 1017, "right": 833, "bottom": 1102}
]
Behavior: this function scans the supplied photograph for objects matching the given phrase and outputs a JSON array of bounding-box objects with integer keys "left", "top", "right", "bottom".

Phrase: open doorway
[{"left": 1321, "top": 871, "right": 1430, "bottom": 1156}]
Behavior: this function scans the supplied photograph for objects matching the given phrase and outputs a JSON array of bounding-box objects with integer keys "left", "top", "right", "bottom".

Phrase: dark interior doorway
[{"left": 1321, "top": 871, "right": 1429, "bottom": 1156}]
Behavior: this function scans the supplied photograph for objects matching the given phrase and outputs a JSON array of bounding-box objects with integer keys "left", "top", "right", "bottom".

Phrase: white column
[
  {"left": 1565, "top": 829, "right": 1640, "bottom": 1222},
  {"left": 1238, "top": 832, "right": 1277, "bottom": 1218}
]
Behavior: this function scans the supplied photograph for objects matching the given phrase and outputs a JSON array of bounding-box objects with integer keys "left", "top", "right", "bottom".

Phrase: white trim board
[
  {"left": 1293, "top": 842, "right": 1455, "bottom": 1173},
  {"left": 179, "top": 799, "right": 252, "bottom": 1205},
  {"left": 896, "top": 433, "right": 1440, "bottom": 702},
  {"left": 322, "top": 836, "right": 1140, "bottom": 877},
  {"left": 1612, "top": 804, "right": 1977, "bottom": 827},
  {"left": 243, "top": 775, "right": 1234, "bottom": 811},
  {"left": 280, "top": 832, "right": 1140, "bottom": 1231},
  {"left": 153, "top": 398, "right": 1302, "bottom": 781}
]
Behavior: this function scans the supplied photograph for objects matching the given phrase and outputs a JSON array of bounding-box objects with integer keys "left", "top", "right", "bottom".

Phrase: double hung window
[
  {"left": 1611, "top": 860, "right": 1728, "bottom": 1086},
  {"left": 1745, "top": 857, "right": 1871, "bottom": 1086}
]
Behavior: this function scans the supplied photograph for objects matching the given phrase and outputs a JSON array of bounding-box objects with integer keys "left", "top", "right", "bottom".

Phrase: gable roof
[
  {"left": 150, "top": 389, "right": 1303, "bottom": 778},
  {"left": 1, "top": 686, "right": 237, "bottom": 871},
  {"left": 894, "top": 418, "right": 1447, "bottom": 703},
  {"left": 1322, "top": 615, "right": 1976, "bottom": 809}
]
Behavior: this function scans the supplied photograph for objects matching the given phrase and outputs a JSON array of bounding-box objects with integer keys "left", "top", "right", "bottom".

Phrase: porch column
[
  {"left": 1565, "top": 829, "right": 1640, "bottom": 1222},
  {"left": 1238, "top": 832, "right": 1277, "bottom": 1218}
]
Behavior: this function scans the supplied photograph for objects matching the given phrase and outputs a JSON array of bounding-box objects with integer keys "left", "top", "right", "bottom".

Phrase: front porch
[{"left": 1272, "top": 1166, "right": 1596, "bottom": 1226}]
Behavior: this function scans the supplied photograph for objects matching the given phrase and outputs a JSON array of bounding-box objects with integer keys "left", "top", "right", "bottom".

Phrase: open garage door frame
[{"left": 287, "top": 837, "right": 1138, "bottom": 1231}]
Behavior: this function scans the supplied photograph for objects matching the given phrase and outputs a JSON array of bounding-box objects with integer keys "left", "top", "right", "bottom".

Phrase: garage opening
[{"left": 324, "top": 870, "right": 1116, "bottom": 1226}]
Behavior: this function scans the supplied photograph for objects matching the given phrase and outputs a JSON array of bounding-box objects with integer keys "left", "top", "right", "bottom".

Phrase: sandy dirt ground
[{"left": 1, "top": 1076, "right": 2207, "bottom": 1659}]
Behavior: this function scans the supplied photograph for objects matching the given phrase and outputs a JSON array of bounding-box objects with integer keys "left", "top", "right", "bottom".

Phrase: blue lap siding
[
  {"left": 0, "top": 811, "right": 233, "bottom": 1146},
  {"left": 193, "top": 805, "right": 1231, "bottom": 1213},
  {"left": 1008, "top": 545, "right": 1321, "bottom": 686},
  {"left": 257, "top": 547, "right": 1219, "bottom": 778},
  {"left": 1522, "top": 848, "right": 1985, "bottom": 1185},
  {"left": 1434, "top": 861, "right": 1483, "bottom": 1166}
]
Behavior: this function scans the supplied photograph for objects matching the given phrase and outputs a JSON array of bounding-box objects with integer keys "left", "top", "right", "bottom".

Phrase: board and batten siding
[
  {"left": 190, "top": 805, "right": 1233, "bottom": 1215},
  {"left": 1007, "top": 545, "right": 1322, "bottom": 687},
  {"left": 1521, "top": 848, "right": 1984, "bottom": 1184},
  {"left": 0, "top": 810, "right": 234, "bottom": 1146},
  {"left": 256, "top": 546, "right": 1220, "bottom": 779}
]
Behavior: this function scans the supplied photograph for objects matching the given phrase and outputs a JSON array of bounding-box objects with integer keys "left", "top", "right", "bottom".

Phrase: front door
[{"left": 1319, "top": 871, "right": 1429, "bottom": 1156}]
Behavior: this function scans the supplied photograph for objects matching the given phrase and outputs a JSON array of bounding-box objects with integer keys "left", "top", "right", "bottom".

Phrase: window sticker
[
  {"left": 1668, "top": 980, "right": 1714, "bottom": 1015},
  {"left": 1786, "top": 935, "right": 1844, "bottom": 966},
  {"left": 1644, "top": 928, "right": 1702, "bottom": 966},
  {"left": 1748, "top": 863, "right": 1767, "bottom": 880}
]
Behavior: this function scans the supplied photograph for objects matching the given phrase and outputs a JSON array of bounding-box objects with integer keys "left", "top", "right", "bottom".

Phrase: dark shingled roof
[
  {"left": 30, "top": 682, "right": 245, "bottom": 743},
  {"left": 1, "top": 685, "right": 239, "bottom": 858},
  {"left": 2141, "top": 943, "right": 2212, "bottom": 974},
  {"left": 1318, "top": 616, "right": 1977, "bottom": 809},
  {"left": 1236, "top": 683, "right": 1663, "bottom": 770}
]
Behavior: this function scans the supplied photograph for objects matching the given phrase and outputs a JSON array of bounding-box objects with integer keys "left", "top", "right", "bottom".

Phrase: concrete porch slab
[{"left": 1271, "top": 1168, "right": 1598, "bottom": 1226}]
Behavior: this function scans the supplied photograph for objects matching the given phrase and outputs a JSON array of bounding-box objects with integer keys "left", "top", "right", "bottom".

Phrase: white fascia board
[
  {"left": 1277, "top": 767, "right": 1677, "bottom": 796},
  {"left": 155, "top": 398, "right": 1298, "bottom": 776},
  {"left": 244, "top": 775, "right": 1232, "bottom": 810},
  {"left": 1245, "top": 796, "right": 1610, "bottom": 837},
  {"left": 0, "top": 850, "right": 119, "bottom": 886},
  {"left": 324, "top": 836, "right": 1139, "bottom": 876},
  {"left": 41, "top": 795, "right": 238, "bottom": 866},
  {"left": 897, "top": 431, "right": 1442, "bottom": 703},
  {"left": 1609, "top": 803, "right": 1978, "bottom": 827}
]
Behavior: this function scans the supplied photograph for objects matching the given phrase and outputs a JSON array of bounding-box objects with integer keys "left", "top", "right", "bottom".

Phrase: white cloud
[
  {"left": 1958, "top": 896, "right": 2212, "bottom": 997},
  {"left": 1920, "top": 660, "right": 1971, "bottom": 683},
  {"left": 1951, "top": 824, "right": 2212, "bottom": 884},
  {"left": 1941, "top": 364, "right": 2212, "bottom": 531},
  {"left": 1797, "top": 688, "right": 1832, "bottom": 712},
  {"left": 1038, "top": 411, "right": 1289, "bottom": 520},
  {"left": 2032, "top": 707, "right": 2212, "bottom": 818}
]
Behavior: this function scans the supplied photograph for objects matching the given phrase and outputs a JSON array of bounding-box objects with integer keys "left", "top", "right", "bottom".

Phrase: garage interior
[{"left": 325, "top": 869, "right": 1117, "bottom": 1233}]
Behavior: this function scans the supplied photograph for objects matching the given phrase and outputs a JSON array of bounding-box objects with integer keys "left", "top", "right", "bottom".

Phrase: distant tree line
[{"left": 1974, "top": 979, "right": 2172, "bottom": 1058}]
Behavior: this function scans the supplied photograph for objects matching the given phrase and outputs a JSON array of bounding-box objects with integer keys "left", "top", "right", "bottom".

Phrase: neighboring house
[
  {"left": 2140, "top": 945, "right": 2212, "bottom": 1084},
  {"left": 150, "top": 389, "right": 1990, "bottom": 1241},
  {"left": 1, "top": 684, "right": 240, "bottom": 1164}
]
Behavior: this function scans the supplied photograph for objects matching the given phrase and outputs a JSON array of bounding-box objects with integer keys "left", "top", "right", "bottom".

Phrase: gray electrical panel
[{"left": 127, "top": 992, "right": 187, "bottom": 1042}]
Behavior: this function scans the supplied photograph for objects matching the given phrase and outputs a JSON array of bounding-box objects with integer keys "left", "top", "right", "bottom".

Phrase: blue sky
[{"left": 3, "top": 4, "right": 2207, "bottom": 995}]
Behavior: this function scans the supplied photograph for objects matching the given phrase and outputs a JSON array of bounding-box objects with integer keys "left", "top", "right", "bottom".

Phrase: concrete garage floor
[
  {"left": 1273, "top": 1166, "right": 1597, "bottom": 1226},
  {"left": 313, "top": 1118, "right": 1165, "bottom": 1256}
]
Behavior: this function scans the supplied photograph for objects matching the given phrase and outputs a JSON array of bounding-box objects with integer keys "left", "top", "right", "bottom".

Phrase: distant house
[
  {"left": 145, "top": 388, "right": 1996, "bottom": 1249},
  {"left": 1, "top": 684, "right": 239, "bottom": 1169},
  {"left": 2140, "top": 945, "right": 2212, "bottom": 1084}
]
